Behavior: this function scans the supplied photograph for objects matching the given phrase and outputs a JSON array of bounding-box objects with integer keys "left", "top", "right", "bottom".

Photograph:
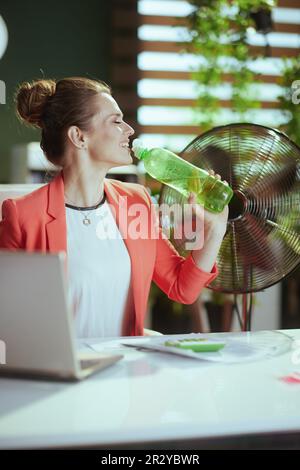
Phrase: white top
[{"left": 65, "top": 199, "right": 134, "bottom": 339}]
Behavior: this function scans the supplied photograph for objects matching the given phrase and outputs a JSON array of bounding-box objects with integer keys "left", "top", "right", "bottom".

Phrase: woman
[{"left": 0, "top": 77, "right": 228, "bottom": 337}]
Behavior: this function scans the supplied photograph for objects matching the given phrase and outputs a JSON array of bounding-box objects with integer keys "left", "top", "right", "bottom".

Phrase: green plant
[
  {"left": 185, "top": 0, "right": 277, "bottom": 131},
  {"left": 278, "top": 56, "right": 300, "bottom": 147}
]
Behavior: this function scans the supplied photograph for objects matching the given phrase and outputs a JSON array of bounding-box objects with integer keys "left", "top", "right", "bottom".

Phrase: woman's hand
[
  {"left": 187, "top": 169, "right": 230, "bottom": 273},
  {"left": 188, "top": 169, "right": 229, "bottom": 242}
]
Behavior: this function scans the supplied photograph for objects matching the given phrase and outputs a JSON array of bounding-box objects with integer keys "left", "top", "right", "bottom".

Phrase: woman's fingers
[
  {"left": 209, "top": 169, "right": 221, "bottom": 180},
  {"left": 188, "top": 192, "right": 196, "bottom": 202}
]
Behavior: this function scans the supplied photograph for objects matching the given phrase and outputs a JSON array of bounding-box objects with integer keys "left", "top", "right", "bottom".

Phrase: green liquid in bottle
[{"left": 133, "top": 139, "right": 233, "bottom": 213}]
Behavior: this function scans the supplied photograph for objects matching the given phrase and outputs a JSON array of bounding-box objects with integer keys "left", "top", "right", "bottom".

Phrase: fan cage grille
[{"left": 160, "top": 123, "right": 300, "bottom": 294}]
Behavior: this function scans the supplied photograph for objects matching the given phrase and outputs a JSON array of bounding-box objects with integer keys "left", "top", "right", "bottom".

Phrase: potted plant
[
  {"left": 149, "top": 282, "right": 194, "bottom": 335},
  {"left": 202, "top": 290, "right": 233, "bottom": 332},
  {"left": 185, "top": 0, "right": 277, "bottom": 130}
]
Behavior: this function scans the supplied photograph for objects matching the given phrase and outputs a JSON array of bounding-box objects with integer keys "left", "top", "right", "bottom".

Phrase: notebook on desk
[{"left": 0, "top": 250, "right": 123, "bottom": 381}]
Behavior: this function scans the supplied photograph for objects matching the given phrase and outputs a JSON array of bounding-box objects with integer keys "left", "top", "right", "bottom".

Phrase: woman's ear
[{"left": 67, "top": 125, "right": 86, "bottom": 149}]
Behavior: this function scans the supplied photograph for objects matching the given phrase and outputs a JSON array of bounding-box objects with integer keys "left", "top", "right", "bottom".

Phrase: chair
[{"left": 0, "top": 184, "right": 44, "bottom": 214}]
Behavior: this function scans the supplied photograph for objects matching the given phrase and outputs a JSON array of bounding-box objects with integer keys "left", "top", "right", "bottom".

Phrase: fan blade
[
  {"left": 245, "top": 160, "right": 298, "bottom": 199},
  {"left": 216, "top": 227, "right": 243, "bottom": 292},
  {"left": 199, "top": 144, "right": 239, "bottom": 188},
  {"left": 267, "top": 211, "right": 300, "bottom": 256},
  {"left": 235, "top": 213, "right": 279, "bottom": 272}
]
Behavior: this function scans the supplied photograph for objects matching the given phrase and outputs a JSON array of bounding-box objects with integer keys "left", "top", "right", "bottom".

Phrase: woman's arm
[
  {"left": 188, "top": 191, "right": 229, "bottom": 273},
  {"left": 152, "top": 225, "right": 218, "bottom": 305},
  {"left": 142, "top": 181, "right": 228, "bottom": 304},
  {"left": 191, "top": 232, "right": 224, "bottom": 273}
]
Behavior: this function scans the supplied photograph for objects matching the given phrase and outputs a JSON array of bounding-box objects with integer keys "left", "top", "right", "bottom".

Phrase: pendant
[{"left": 83, "top": 216, "right": 91, "bottom": 226}]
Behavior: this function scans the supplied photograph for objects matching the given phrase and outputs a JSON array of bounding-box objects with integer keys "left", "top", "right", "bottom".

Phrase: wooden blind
[
  {"left": 136, "top": 0, "right": 300, "bottom": 142},
  {"left": 110, "top": 0, "right": 140, "bottom": 134}
]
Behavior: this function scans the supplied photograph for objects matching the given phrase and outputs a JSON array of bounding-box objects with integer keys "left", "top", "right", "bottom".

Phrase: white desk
[{"left": 0, "top": 330, "right": 300, "bottom": 450}]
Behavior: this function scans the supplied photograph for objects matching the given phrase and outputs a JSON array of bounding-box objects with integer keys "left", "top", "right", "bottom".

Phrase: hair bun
[{"left": 15, "top": 79, "right": 56, "bottom": 128}]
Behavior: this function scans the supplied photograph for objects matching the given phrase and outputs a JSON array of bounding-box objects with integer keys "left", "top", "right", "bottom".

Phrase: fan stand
[
  {"left": 242, "top": 292, "right": 254, "bottom": 331},
  {"left": 229, "top": 195, "right": 254, "bottom": 332},
  {"left": 232, "top": 292, "right": 254, "bottom": 332}
]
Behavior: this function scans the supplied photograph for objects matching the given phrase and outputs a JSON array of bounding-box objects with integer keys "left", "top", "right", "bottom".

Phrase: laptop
[{"left": 0, "top": 250, "right": 123, "bottom": 381}]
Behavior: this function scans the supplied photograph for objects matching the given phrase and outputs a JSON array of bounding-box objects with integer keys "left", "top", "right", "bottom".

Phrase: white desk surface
[{"left": 0, "top": 329, "right": 300, "bottom": 449}]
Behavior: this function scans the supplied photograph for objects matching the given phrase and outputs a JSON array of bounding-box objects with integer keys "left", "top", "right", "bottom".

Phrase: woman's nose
[{"left": 125, "top": 122, "right": 135, "bottom": 136}]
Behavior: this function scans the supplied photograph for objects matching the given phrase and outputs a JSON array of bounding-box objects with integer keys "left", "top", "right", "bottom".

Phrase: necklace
[{"left": 65, "top": 191, "right": 106, "bottom": 226}]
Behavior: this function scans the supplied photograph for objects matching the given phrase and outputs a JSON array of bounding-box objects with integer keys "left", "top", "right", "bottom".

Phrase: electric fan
[{"left": 159, "top": 123, "right": 300, "bottom": 331}]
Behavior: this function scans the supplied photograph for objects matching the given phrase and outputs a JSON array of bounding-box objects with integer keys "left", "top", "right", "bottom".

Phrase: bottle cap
[{"left": 132, "top": 138, "right": 147, "bottom": 160}]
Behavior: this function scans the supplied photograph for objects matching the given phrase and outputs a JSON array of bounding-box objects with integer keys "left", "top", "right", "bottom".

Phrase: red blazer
[{"left": 0, "top": 171, "right": 217, "bottom": 335}]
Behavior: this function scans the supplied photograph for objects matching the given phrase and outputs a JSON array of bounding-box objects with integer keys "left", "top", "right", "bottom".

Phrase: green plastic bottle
[{"left": 132, "top": 139, "right": 233, "bottom": 213}]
